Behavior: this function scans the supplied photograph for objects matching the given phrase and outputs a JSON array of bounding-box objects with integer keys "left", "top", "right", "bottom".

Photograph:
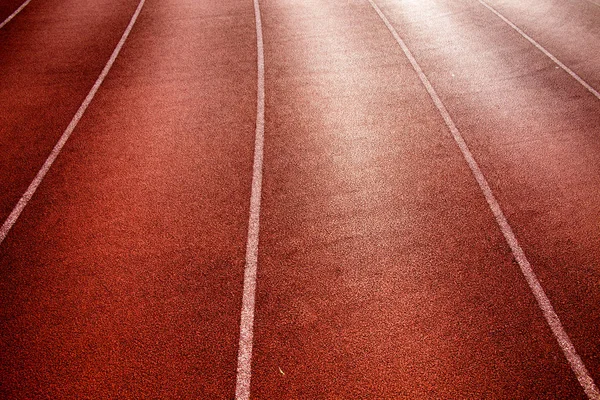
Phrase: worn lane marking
[
  {"left": 0, "top": 0, "right": 146, "bottom": 245},
  {"left": 0, "top": 0, "right": 32, "bottom": 29},
  {"left": 234, "top": 0, "right": 265, "bottom": 398},
  {"left": 368, "top": 1, "right": 600, "bottom": 398},
  {"left": 586, "top": 0, "right": 600, "bottom": 8},
  {"left": 584, "top": 0, "right": 600, "bottom": 8},
  {"left": 477, "top": 0, "right": 600, "bottom": 101}
]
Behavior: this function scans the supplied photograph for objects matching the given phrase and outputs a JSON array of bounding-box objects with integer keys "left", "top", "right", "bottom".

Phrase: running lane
[
  {"left": 0, "top": 0, "right": 257, "bottom": 397},
  {"left": 0, "top": 0, "right": 140, "bottom": 224},
  {"left": 374, "top": 0, "right": 600, "bottom": 389},
  {"left": 248, "top": 0, "right": 589, "bottom": 397}
]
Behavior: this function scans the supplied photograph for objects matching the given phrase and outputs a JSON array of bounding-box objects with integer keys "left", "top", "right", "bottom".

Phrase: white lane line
[
  {"left": 586, "top": 0, "right": 600, "bottom": 8},
  {"left": 477, "top": 0, "right": 600, "bottom": 101},
  {"left": 0, "top": 0, "right": 146, "bottom": 245},
  {"left": 368, "top": 1, "right": 600, "bottom": 398},
  {"left": 0, "top": 0, "right": 32, "bottom": 29},
  {"left": 234, "top": 0, "right": 265, "bottom": 398}
]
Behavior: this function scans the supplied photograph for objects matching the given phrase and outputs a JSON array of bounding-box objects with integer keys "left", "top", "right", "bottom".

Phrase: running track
[{"left": 1, "top": 0, "right": 599, "bottom": 398}]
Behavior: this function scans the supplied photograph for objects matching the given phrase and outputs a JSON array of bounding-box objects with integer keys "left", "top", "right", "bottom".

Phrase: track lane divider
[
  {"left": 234, "top": 0, "right": 265, "bottom": 398},
  {"left": 0, "top": 0, "right": 32, "bottom": 29},
  {"left": 586, "top": 0, "right": 600, "bottom": 8},
  {"left": 368, "top": 1, "right": 600, "bottom": 398},
  {"left": 0, "top": 0, "right": 146, "bottom": 245},
  {"left": 477, "top": 0, "right": 600, "bottom": 101}
]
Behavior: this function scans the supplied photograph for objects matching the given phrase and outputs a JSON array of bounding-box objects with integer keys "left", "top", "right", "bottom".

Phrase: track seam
[
  {"left": 477, "top": 0, "right": 600, "bottom": 101},
  {"left": 368, "top": 1, "right": 600, "bottom": 398},
  {"left": 234, "top": 0, "right": 265, "bottom": 398},
  {"left": 0, "top": 0, "right": 146, "bottom": 245},
  {"left": 0, "top": 0, "right": 32, "bottom": 29}
]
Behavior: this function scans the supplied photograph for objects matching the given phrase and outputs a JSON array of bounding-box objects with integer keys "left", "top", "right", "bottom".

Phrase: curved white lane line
[
  {"left": 235, "top": 0, "right": 265, "bottom": 398},
  {"left": 477, "top": 0, "right": 600, "bottom": 101},
  {"left": 368, "top": 1, "right": 600, "bottom": 398},
  {"left": 587, "top": 0, "right": 600, "bottom": 8},
  {"left": 584, "top": 0, "right": 600, "bottom": 8},
  {"left": 0, "top": 0, "right": 32, "bottom": 29},
  {"left": 0, "top": 0, "right": 146, "bottom": 245}
]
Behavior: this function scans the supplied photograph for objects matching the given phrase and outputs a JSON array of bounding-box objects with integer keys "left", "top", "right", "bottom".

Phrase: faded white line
[
  {"left": 368, "top": 1, "right": 600, "bottom": 398},
  {"left": 584, "top": 0, "right": 600, "bottom": 8},
  {"left": 234, "top": 0, "right": 265, "bottom": 398},
  {"left": 0, "top": 0, "right": 146, "bottom": 245},
  {"left": 586, "top": 0, "right": 600, "bottom": 8},
  {"left": 0, "top": 0, "right": 32, "bottom": 29},
  {"left": 477, "top": 0, "right": 600, "bottom": 101}
]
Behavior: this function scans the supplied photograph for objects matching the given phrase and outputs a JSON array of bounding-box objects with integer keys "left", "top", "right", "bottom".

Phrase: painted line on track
[
  {"left": 584, "top": 0, "right": 600, "bottom": 8},
  {"left": 0, "top": 0, "right": 146, "bottom": 245},
  {"left": 0, "top": 0, "right": 32, "bottom": 29},
  {"left": 477, "top": 0, "right": 600, "bottom": 101},
  {"left": 586, "top": 0, "right": 600, "bottom": 8},
  {"left": 367, "top": 1, "right": 600, "bottom": 398},
  {"left": 234, "top": 0, "right": 265, "bottom": 398}
]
